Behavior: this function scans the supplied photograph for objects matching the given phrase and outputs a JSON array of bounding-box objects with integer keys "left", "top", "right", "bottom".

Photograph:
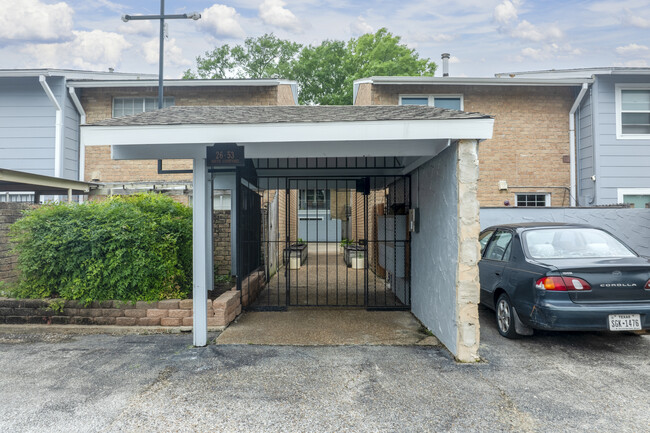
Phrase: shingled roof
[{"left": 89, "top": 105, "right": 492, "bottom": 127}]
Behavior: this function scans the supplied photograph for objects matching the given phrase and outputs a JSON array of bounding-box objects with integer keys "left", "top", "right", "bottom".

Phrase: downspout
[
  {"left": 39, "top": 75, "right": 63, "bottom": 178},
  {"left": 68, "top": 88, "right": 86, "bottom": 182},
  {"left": 569, "top": 83, "right": 589, "bottom": 206}
]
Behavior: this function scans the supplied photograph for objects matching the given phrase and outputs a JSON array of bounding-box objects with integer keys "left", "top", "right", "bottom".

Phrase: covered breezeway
[{"left": 81, "top": 105, "right": 494, "bottom": 362}]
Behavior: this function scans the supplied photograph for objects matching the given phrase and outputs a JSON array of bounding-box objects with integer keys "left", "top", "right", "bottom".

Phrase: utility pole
[{"left": 122, "top": 1, "right": 201, "bottom": 109}]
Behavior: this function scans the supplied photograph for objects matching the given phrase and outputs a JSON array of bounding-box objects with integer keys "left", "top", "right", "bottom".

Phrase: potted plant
[
  {"left": 284, "top": 238, "right": 308, "bottom": 269},
  {"left": 342, "top": 239, "right": 366, "bottom": 269}
]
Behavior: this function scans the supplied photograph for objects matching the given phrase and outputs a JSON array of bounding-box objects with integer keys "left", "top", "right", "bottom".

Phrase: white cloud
[
  {"left": 143, "top": 37, "right": 191, "bottom": 67},
  {"left": 449, "top": 55, "right": 461, "bottom": 64},
  {"left": 200, "top": 4, "right": 246, "bottom": 39},
  {"left": 494, "top": 0, "right": 519, "bottom": 25},
  {"left": 614, "top": 59, "right": 648, "bottom": 67},
  {"left": 511, "top": 20, "right": 562, "bottom": 42},
  {"left": 22, "top": 30, "right": 131, "bottom": 70},
  {"left": 0, "top": 0, "right": 74, "bottom": 42},
  {"left": 259, "top": 0, "right": 300, "bottom": 30},
  {"left": 119, "top": 20, "right": 157, "bottom": 37},
  {"left": 517, "top": 43, "right": 581, "bottom": 61},
  {"left": 350, "top": 16, "right": 372, "bottom": 35},
  {"left": 616, "top": 43, "right": 649, "bottom": 56},
  {"left": 625, "top": 14, "right": 650, "bottom": 28}
]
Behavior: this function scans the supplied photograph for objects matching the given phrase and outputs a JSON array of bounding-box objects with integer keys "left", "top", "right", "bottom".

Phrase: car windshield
[{"left": 522, "top": 228, "right": 637, "bottom": 259}]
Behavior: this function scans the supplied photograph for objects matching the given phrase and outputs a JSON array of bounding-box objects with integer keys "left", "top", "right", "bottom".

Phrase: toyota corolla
[{"left": 478, "top": 223, "right": 650, "bottom": 338}]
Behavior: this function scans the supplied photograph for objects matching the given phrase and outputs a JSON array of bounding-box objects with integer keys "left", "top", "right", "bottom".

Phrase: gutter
[
  {"left": 39, "top": 75, "right": 63, "bottom": 178},
  {"left": 68, "top": 87, "right": 86, "bottom": 183},
  {"left": 569, "top": 83, "right": 589, "bottom": 207}
]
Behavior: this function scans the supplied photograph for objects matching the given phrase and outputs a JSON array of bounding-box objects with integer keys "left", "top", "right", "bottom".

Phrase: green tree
[
  {"left": 184, "top": 34, "right": 301, "bottom": 79},
  {"left": 183, "top": 28, "right": 436, "bottom": 105}
]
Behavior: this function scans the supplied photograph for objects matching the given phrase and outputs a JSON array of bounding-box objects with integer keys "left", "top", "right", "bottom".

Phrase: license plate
[{"left": 608, "top": 314, "right": 642, "bottom": 331}]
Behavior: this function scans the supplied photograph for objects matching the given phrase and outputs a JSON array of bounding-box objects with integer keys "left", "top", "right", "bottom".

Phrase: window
[
  {"left": 0, "top": 192, "right": 35, "bottom": 203},
  {"left": 515, "top": 193, "right": 550, "bottom": 207},
  {"left": 479, "top": 230, "right": 495, "bottom": 255},
  {"left": 399, "top": 95, "right": 463, "bottom": 110},
  {"left": 523, "top": 228, "right": 636, "bottom": 259},
  {"left": 617, "top": 188, "right": 650, "bottom": 208},
  {"left": 112, "top": 97, "right": 174, "bottom": 117},
  {"left": 484, "top": 231, "right": 513, "bottom": 261},
  {"left": 299, "top": 189, "right": 330, "bottom": 210},
  {"left": 616, "top": 85, "right": 650, "bottom": 139}
]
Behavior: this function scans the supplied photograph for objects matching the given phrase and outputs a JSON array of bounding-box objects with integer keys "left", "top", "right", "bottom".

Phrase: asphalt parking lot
[{"left": 0, "top": 308, "right": 648, "bottom": 433}]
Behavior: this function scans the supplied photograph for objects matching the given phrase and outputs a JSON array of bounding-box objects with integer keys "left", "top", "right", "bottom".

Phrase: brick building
[{"left": 353, "top": 76, "right": 591, "bottom": 207}]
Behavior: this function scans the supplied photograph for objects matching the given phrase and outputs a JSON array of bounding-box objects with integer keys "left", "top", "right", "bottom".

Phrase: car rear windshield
[{"left": 522, "top": 228, "right": 637, "bottom": 259}]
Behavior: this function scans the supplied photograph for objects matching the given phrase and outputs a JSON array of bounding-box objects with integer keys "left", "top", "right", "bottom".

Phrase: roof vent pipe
[{"left": 441, "top": 53, "right": 450, "bottom": 77}]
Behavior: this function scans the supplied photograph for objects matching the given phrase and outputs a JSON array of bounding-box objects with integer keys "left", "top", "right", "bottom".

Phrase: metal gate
[{"left": 242, "top": 175, "right": 411, "bottom": 310}]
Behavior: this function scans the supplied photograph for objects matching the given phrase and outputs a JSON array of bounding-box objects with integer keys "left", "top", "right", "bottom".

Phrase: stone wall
[
  {"left": 0, "top": 290, "right": 241, "bottom": 328},
  {"left": 0, "top": 203, "right": 36, "bottom": 284}
]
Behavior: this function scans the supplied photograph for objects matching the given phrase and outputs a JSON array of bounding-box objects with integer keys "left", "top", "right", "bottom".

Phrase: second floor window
[
  {"left": 113, "top": 97, "right": 175, "bottom": 117},
  {"left": 400, "top": 95, "right": 463, "bottom": 110},
  {"left": 620, "top": 89, "right": 650, "bottom": 136}
]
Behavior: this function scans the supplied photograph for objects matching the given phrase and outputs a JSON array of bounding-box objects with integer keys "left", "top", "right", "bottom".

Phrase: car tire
[{"left": 496, "top": 293, "right": 520, "bottom": 339}]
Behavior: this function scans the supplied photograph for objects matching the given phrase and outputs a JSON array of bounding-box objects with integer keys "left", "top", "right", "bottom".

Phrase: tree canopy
[{"left": 183, "top": 28, "right": 437, "bottom": 105}]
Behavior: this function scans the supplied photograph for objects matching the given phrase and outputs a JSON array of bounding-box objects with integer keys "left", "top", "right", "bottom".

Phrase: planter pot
[
  {"left": 284, "top": 243, "right": 308, "bottom": 269},
  {"left": 343, "top": 245, "right": 366, "bottom": 268}
]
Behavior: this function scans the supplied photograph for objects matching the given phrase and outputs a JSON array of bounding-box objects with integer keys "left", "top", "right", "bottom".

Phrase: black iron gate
[{"left": 241, "top": 175, "right": 411, "bottom": 310}]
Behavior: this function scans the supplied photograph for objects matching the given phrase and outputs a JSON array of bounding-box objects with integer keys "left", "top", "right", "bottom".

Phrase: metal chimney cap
[{"left": 441, "top": 53, "right": 450, "bottom": 59}]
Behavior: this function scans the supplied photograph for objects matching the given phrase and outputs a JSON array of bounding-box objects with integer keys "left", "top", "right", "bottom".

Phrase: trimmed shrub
[{"left": 10, "top": 193, "right": 192, "bottom": 303}]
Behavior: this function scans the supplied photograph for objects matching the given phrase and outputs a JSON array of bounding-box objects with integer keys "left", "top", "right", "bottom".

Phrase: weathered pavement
[{"left": 0, "top": 308, "right": 648, "bottom": 432}]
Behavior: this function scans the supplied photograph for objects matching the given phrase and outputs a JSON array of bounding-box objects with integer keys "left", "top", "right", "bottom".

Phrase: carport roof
[{"left": 88, "top": 105, "right": 492, "bottom": 127}]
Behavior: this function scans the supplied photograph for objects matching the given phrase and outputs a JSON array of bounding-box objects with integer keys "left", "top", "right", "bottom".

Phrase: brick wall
[
  {"left": 360, "top": 84, "right": 574, "bottom": 207},
  {"left": 213, "top": 210, "right": 231, "bottom": 277},
  {"left": 81, "top": 85, "right": 290, "bottom": 183},
  {"left": 0, "top": 203, "right": 36, "bottom": 284},
  {"left": 0, "top": 292, "right": 241, "bottom": 327}
]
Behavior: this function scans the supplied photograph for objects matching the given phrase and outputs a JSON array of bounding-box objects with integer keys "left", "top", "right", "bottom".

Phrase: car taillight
[
  {"left": 645, "top": 279, "right": 650, "bottom": 290},
  {"left": 536, "top": 276, "right": 591, "bottom": 291}
]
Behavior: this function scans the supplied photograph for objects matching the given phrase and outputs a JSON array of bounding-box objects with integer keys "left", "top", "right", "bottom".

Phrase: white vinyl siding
[
  {"left": 399, "top": 95, "right": 463, "bottom": 110},
  {"left": 112, "top": 97, "right": 174, "bottom": 117}
]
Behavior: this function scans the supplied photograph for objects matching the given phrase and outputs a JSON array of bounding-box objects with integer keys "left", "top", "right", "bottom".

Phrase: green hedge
[{"left": 10, "top": 193, "right": 192, "bottom": 303}]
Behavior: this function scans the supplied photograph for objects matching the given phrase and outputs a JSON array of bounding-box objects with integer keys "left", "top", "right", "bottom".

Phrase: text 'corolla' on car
[{"left": 478, "top": 223, "right": 650, "bottom": 338}]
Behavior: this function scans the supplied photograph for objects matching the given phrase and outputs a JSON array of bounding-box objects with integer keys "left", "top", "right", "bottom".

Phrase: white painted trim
[
  {"left": 354, "top": 76, "right": 592, "bottom": 86},
  {"left": 68, "top": 78, "right": 297, "bottom": 88},
  {"left": 0, "top": 69, "right": 156, "bottom": 80},
  {"left": 615, "top": 83, "right": 650, "bottom": 140},
  {"left": 39, "top": 75, "right": 63, "bottom": 178},
  {"left": 569, "top": 83, "right": 589, "bottom": 206},
  {"left": 82, "top": 118, "right": 495, "bottom": 148},
  {"left": 617, "top": 188, "right": 650, "bottom": 203},
  {"left": 399, "top": 94, "right": 464, "bottom": 110},
  {"left": 192, "top": 158, "right": 209, "bottom": 347}
]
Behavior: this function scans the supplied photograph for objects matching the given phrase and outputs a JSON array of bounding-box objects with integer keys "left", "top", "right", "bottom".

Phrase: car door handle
[{"left": 495, "top": 272, "right": 501, "bottom": 276}]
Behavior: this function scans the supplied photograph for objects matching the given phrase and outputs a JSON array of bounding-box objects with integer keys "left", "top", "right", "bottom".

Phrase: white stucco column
[
  {"left": 192, "top": 157, "right": 211, "bottom": 346},
  {"left": 456, "top": 139, "right": 481, "bottom": 362}
]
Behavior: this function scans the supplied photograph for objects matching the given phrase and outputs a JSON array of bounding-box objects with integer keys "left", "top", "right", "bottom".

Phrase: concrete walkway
[{"left": 216, "top": 309, "right": 438, "bottom": 346}]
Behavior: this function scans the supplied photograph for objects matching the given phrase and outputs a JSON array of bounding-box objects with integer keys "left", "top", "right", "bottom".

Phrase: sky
[{"left": 1, "top": 0, "right": 649, "bottom": 78}]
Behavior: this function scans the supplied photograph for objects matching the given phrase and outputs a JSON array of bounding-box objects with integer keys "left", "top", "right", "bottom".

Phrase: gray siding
[
  {"left": 0, "top": 76, "right": 62, "bottom": 176},
  {"left": 592, "top": 75, "right": 650, "bottom": 204},
  {"left": 410, "top": 144, "right": 459, "bottom": 354},
  {"left": 577, "top": 88, "right": 595, "bottom": 205},
  {"left": 481, "top": 207, "right": 650, "bottom": 257},
  {"left": 63, "top": 91, "right": 80, "bottom": 180}
]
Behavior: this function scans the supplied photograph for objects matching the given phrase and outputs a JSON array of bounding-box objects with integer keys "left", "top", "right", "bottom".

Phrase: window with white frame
[
  {"left": 515, "top": 193, "right": 550, "bottom": 207},
  {"left": 112, "top": 97, "right": 175, "bottom": 117},
  {"left": 399, "top": 95, "right": 463, "bottom": 110},
  {"left": 617, "top": 188, "right": 650, "bottom": 208},
  {"left": 616, "top": 85, "right": 650, "bottom": 138}
]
